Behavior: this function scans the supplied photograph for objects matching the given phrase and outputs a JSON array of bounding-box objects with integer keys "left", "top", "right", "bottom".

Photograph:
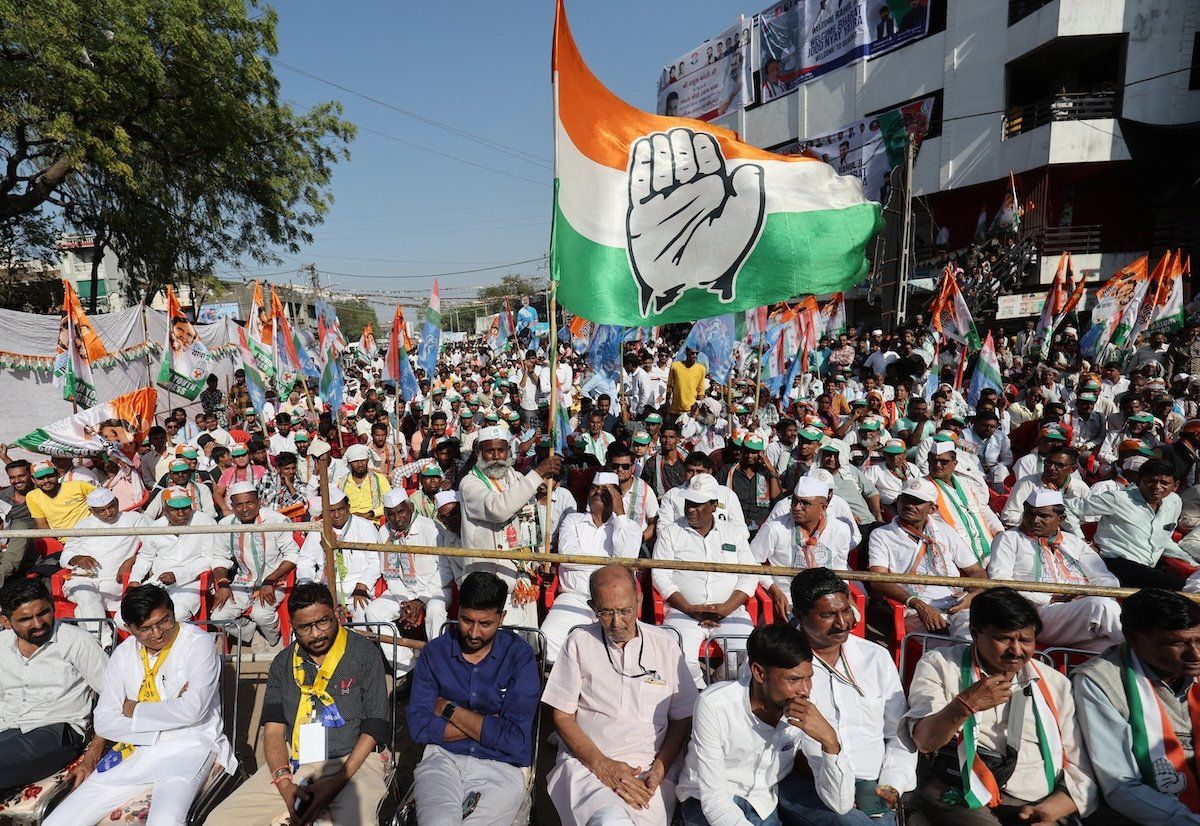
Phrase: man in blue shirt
[{"left": 407, "top": 571, "right": 540, "bottom": 824}]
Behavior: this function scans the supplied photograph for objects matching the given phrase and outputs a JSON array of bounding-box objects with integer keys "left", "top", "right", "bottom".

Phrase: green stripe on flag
[{"left": 552, "top": 194, "right": 881, "bottom": 326}]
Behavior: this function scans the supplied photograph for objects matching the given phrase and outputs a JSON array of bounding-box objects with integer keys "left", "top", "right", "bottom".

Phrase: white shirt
[
  {"left": 62, "top": 512, "right": 147, "bottom": 579},
  {"left": 961, "top": 428, "right": 1013, "bottom": 470},
  {"left": 0, "top": 622, "right": 107, "bottom": 734},
  {"left": 619, "top": 478, "right": 659, "bottom": 530},
  {"left": 863, "top": 460, "right": 920, "bottom": 506},
  {"left": 269, "top": 432, "right": 297, "bottom": 456},
  {"left": 556, "top": 513, "right": 642, "bottom": 597},
  {"left": 768, "top": 493, "right": 862, "bottom": 548},
  {"left": 1001, "top": 473, "right": 1091, "bottom": 534},
  {"left": 652, "top": 518, "right": 758, "bottom": 606},
  {"left": 676, "top": 677, "right": 855, "bottom": 824},
  {"left": 868, "top": 517, "right": 978, "bottom": 604},
  {"left": 217, "top": 508, "right": 301, "bottom": 586},
  {"left": 804, "top": 636, "right": 917, "bottom": 792},
  {"left": 535, "top": 485, "right": 578, "bottom": 546},
  {"left": 297, "top": 514, "right": 382, "bottom": 594},
  {"left": 751, "top": 514, "right": 853, "bottom": 592},
  {"left": 987, "top": 528, "right": 1118, "bottom": 607},
  {"left": 95, "top": 622, "right": 235, "bottom": 776},
  {"left": 131, "top": 512, "right": 221, "bottom": 586},
  {"left": 377, "top": 515, "right": 445, "bottom": 602}
]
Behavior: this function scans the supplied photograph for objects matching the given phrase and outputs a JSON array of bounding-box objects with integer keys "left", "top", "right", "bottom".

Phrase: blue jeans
[
  {"left": 681, "top": 796, "right": 783, "bottom": 826},
  {"left": 776, "top": 771, "right": 897, "bottom": 826}
]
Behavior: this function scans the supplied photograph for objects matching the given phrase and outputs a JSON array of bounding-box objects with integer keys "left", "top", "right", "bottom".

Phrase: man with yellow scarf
[
  {"left": 46, "top": 584, "right": 235, "bottom": 825},
  {"left": 209, "top": 582, "right": 390, "bottom": 824}
]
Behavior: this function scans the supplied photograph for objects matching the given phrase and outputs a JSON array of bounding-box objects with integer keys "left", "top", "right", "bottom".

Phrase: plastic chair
[
  {"left": 897, "top": 631, "right": 954, "bottom": 691},
  {"left": 1033, "top": 646, "right": 1096, "bottom": 677},
  {"left": 49, "top": 569, "right": 75, "bottom": 619}
]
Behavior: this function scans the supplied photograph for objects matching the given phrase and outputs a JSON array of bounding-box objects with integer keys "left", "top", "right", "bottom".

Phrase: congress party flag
[
  {"left": 247, "top": 280, "right": 272, "bottom": 346},
  {"left": 1149, "top": 249, "right": 1186, "bottom": 334},
  {"left": 929, "top": 265, "right": 980, "bottom": 350},
  {"left": 53, "top": 280, "right": 107, "bottom": 408},
  {"left": 236, "top": 326, "right": 269, "bottom": 414},
  {"left": 550, "top": 0, "right": 881, "bottom": 326},
  {"left": 820, "top": 293, "right": 847, "bottom": 337},
  {"left": 967, "top": 332, "right": 1002, "bottom": 408},
  {"left": 676, "top": 314, "right": 737, "bottom": 384},
  {"left": 1033, "top": 253, "right": 1082, "bottom": 360},
  {"left": 156, "top": 286, "right": 209, "bottom": 400},
  {"left": 17, "top": 387, "right": 157, "bottom": 460},
  {"left": 386, "top": 302, "right": 420, "bottom": 402},
  {"left": 319, "top": 348, "right": 345, "bottom": 412},
  {"left": 315, "top": 300, "right": 347, "bottom": 363},
  {"left": 417, "top": 279, "right": 442, "bottom": 378},
  {"left": 270, "top": 287, "right": 301, "bottom": 397}
]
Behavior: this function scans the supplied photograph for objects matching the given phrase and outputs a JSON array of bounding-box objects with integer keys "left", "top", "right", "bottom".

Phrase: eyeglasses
[
  {"left": 594, "top": 606, "right": 638, "bottom": 621},
  {"left": 293, "top": 615, "right": 337, "bottom": 635},
  {"left": 131, "top": 614, "right": 175, "bottom": 638},
  {"left": 610, "top": 463, "right": 633, "bottom": 470}
]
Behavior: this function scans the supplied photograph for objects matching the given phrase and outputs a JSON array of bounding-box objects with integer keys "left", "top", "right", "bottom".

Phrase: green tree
[{"left": 0, "top": 0, "right": 355, "bottom": 304}]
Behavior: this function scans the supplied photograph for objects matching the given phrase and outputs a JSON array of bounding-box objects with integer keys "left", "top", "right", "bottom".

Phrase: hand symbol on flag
[{"left": 626, "top": 128, "right": 765, "bottom": 317}]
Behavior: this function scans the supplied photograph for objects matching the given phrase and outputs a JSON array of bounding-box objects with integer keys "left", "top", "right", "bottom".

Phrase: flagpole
[
  {"left": 751, "top": 331, "right": 765, "bottom": 424},
  {"left": 543, "top": 281, "right": 559, "bottom": 569}
]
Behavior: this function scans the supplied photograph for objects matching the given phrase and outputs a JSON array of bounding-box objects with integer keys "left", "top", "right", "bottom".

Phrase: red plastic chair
[
  {"left": 276, "top": 569, "right": 297, "bottom": 643},
  {"left": 50, "top": 569, "right": 75, "bottom": 618}
]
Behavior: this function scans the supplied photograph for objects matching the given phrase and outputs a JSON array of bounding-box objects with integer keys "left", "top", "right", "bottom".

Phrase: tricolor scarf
[
  {"left": 957, "top": 646, "right": 1064, "bottom": 808},
  {"left": 1021, "top": 530, "right": 1087, "bottom": 584},
  {"left": 727, "top": 465, "right": 769, "bottom": 508},
  {"left": 229, "top": 514, "right": 266, "bottom": 585},
  {"left": 792, "top": 516, "right": 829, "bottom": 568},
  {"left": 1121, "top": 643, "right": 1200, "bottom": 808},
  {"left": 381, "top": 524, "right": 417, "bottom": 580},
  {"left": 290, "top": 625, "right": 348, "bottom": 767},
  {"left": 934, "top": 478, "right": 994, "bottom": 565},
  {"left": 97, "top": 631, "right": 177, "bottom": 771}
]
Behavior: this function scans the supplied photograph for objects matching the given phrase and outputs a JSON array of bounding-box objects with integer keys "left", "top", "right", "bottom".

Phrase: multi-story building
[{"left": 694, "top": 0, "right": 1199, "bottom": 325}]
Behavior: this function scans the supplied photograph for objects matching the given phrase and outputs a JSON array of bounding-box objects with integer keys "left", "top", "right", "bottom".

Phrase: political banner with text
[{"left": 655, "top": 18, "right": 753, "bottom": 122}]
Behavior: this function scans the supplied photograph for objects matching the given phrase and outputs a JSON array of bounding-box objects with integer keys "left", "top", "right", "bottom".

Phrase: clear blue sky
[{"left": 230, "top": 1, "right": 747, "bottom": 318}]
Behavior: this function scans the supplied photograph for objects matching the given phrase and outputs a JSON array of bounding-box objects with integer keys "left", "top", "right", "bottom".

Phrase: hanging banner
[
  {"left": 655, "top": 17, "right": 753, "bottom": 121},
  {"left": 756, "top": 0, "right": 930, "bottom": 97},
  {"left": 773, "top": 93, "right": 935, "bottom": 203},
  {"left": 156, "top": 286, "right": 209, "bottom": 399}
]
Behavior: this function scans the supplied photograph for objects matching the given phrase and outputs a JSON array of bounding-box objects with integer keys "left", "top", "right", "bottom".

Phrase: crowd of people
[{"left": 4, "top": 311, "right": 1200, "bottom": 825}]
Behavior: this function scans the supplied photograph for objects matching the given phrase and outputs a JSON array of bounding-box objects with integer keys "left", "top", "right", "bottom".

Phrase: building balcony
[
  {"left": 1003, "top": 91, "right": 1119, "bottom": 139},
  {"left": 1009, "top": 0, "right": 1055, "bottom": 27}
]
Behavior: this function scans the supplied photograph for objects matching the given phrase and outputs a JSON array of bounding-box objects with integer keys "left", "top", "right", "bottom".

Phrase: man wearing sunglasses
[{"left": 542, "top": 565, "right": 696, "bottom": 826}]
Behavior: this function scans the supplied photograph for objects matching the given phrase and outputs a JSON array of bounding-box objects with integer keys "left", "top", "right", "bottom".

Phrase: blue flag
[
  {"left": 588, "top": 324, "right": 625, "bottom": 389},
  {"left": 676, "top": 315, "right": 736, "bottom": 385},
  {"left": 320, "top": 353, "right": 344, "bottom": 412}
]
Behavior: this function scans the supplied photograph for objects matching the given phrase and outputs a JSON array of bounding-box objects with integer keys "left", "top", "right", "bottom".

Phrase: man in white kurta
[
  {"left": 542, "top": 566, "right": 697, "bottom": 826},
  {"left": 927, "top": 440, "right": 1003, "bottom": 566},
  {"left": 458, "top": 426, "right": 561, "bottom": 627},
  {"left": 296, "top": 488, "right": 381, "bottom": 623},
  {"left": 988, "top": 488, "right": 1122, "bottom": 653},
  {"left": 210, "top": 481, "right": 300, "bottom": 645},
  {"left": 751, "top": 476, "right": 854, "bottom": 618},
  {"left": 129, "top": 488, "right": 220, "bottom": 622},
  {"left": 364, "top": 489, "right": 447, "bottom": 674},
  {"left": 867, "top": 478, "right": 989, "bottom": 638},
  {"left": 61, "top": 488, "right": 145, "bottom": 635},
  {"left": 863, "top": 440, "right": 921, "bottom": 507},
  {"left": 543, "top": 474, "right": 642, "bottom": 663},
  {"left": 652, "top": 474, "right": 758, "bottom": 687},
  {"left": 45, "top": 586, "right": 235, "bottom": 826},
  {"left": 1000, "top": 447, "right": 1091, "bottom": 536}
]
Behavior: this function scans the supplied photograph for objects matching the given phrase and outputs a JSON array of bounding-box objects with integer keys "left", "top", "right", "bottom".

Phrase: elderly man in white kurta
[
  {"left": 296, "top": 488, "right": 381, "bottom": 622},
  {"left": 129, "top": 487, "right": 220, "bottom": 623},
  {"left": 45, "top": 585, "right": 236, "bottom": 826},
  {"left": 653, "top": 474, "right": 758, "bottom": 688},
  {"left": 458, "top": 425, "right": 562, "bottom": 627},
  {"left": 988, "top": 488, "right": 1123, "bottom": 653},
  {"left": 543, "top": 473, "right": 643, "bottom": 663},
  {"left": 209, "top": 481, "right": 300, "bottom": 645},
  {"left": 61, "top": 488, "right": 145, "bottom": 636},
  {"left": 543, "top": 566, "right": 697, "bottom": 826},
  {"left": 867, "top": 478, "right": 989, "bottom": 638},
  {"left": 365, "top": 488, "right": 448, "bottom": 674}
]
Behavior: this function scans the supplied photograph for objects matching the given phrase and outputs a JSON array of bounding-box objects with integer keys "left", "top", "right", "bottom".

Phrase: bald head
[{"left": 588, "top": 565, "right": 637, "bottom": 601}]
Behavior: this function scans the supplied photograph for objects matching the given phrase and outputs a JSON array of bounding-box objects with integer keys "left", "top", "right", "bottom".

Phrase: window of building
[
  {"left": 1190, "top": 32, "right": 1200, "bottom": 91},
  {"left": 1004, "top": 35, "right": 1126, "bottom": 139}
]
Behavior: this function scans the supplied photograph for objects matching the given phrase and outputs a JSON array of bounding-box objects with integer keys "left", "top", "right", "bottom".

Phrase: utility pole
[
  {"left": 300, "top": 263, "right": 321, "bottom": 328},
  {"left": 895, "top": 138, "right": 916, "bottom": 327}
]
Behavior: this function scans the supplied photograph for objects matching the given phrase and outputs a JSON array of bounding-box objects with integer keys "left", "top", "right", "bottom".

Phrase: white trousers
[
  {"left": 364, "top": 593, "right": 449, "bottom": 674},
  {"left": 1036, "top": 596, "right": 1124, "bottom": 653},
  {"left": 540, "top": 592, "right": 595, "bottom": 663},
  {"left": 903, "top": 597, "right": 972, "bottom": 640},
  {"left": 45, "top": 746, "right": 215, "bottom": 826},
  {"left": 63, "top": 576, "right": 122, "bottom": 644},
  {"left": 161, "top": 581, "right": 202, "bottom": 623},
  {"left": 547, "top": 754, "right": 677, "bottom": 826},
  {"left": 413, "top": 744, "right": 526, "bottom": 826},
  {"left": 664, "top": 606, "right": 754, "bottom": 688},
  {"left": 209, "top": 583, "right": 282, "bottom": 645}
]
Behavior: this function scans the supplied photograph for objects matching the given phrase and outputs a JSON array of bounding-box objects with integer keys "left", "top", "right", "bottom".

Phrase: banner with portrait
[
  {"left": 772, "top": 93, "right": 936, "bottom": 203},
  {"left": 656, "top": 18, "right": 753, "bottom": 122},
  {"left": 757, "top": 0, "right": 930, "bottom": 100}
]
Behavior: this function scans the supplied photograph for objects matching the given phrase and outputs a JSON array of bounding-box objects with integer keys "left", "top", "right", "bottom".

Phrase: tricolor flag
[
  {"left": 236, "top": 326, "right": 269, "bottom": 414},
  {"left": 820, "top": 293, "right": 847, "bottom": 337},
  {"left": 315, "top": 300, "right": 347, "bottom": 363},
  {"left": 929, "top": 265, "right": 980, "bottom": 349},
  {"left": 417, "top": 280, "right": 442, "bottom": 378},
  {"left": 968, "top": 332, "right": 1002, "bottom": 408},
  {"left": 53, "top": 280, "right": 107, "bottom": 408},
  {"left": 1125, "top": 251, "right": 1175, "bottom": 348},
  {"left": 566, "top": 314, "right": 594, "bottom": 353},
  {"left": 156, "top": 286, "right": 209, "bottom": 399},
  {"left": 1033, "top": 252, "right": 1082, "bottom": 360},
  {"left": 1148, "top": 249, "right": 1186, "bottom": 333},
  {"left": 17, "top": 387, "right": 156, "bottom": 460},
  {"left": 1082, "top": 257, "right": 1149, "bottom": 360},
  {"left": 550, "top": 0, "right": 880, "bottom": 326},
  {"left": 270, "top": 287, "right": 301, "bottom": 397},
  {"left": 385, "top": 303, "right": 420, "bottom": 401},
  {"left": 794, "top": 297, "right": 821, "bottom": 375},
  {"left": 354, "top": 323, "right": 377, "bottom": 359},
  {"left": 744, "top": 306, "right": 769, "bottom": 345},
  {"left": 319, "top": 348, "right": 344, "bottom": 412},
  {"left": 247, "top": 280, "right": 272, "bottom": 346}
]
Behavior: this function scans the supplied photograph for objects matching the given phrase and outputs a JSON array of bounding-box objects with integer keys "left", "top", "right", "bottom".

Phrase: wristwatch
[{"left": 441, "top": 702, "right": 457, "bottom": 721}]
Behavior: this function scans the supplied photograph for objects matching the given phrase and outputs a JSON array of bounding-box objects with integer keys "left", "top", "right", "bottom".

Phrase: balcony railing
[
  {"left": 1009, "top": 0, "right": 1055, "bottom": 26},
  {"left": 1031, "top": 224, "right": 1153, "bottom": 257},
  {"left": 1002, "top": 91, "right": 1118, "bottom": 139}
]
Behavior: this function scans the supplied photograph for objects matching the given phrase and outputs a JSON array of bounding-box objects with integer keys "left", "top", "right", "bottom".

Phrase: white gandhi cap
[
  {"left": 87, "top": 487, "right": 116, "bottom": 507},
  {"left": 1025, "top": 488, "right": 1064, "bottom": 508}
]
